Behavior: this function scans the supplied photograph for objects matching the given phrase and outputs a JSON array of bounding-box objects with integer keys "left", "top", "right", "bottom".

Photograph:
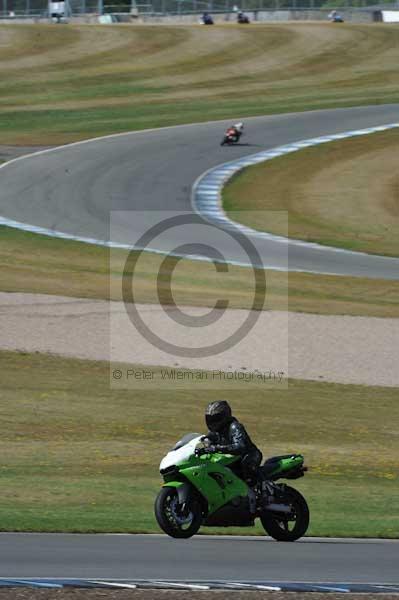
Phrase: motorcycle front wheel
[
  {"left": 155, "top": 486, "right": 202, "bottom": 539},
  {"left": 260, "top": 485, "right": 309, "bottom": 542}
]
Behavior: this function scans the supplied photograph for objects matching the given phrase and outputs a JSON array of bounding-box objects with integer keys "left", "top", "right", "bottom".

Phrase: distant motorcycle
[
  {"left": 328, "top": 10, "right": 344, "bottom": 22},
  {"left": 237, "top": 11, "right": 250, "bottom": 23},
  {"left": 155, "top": 433, "right": 310, "bottom": 541},
  {"left": 221, "top": 127, "right": 241, "bottom": 146},
  {"left": 201, "top": 12, "right": 214, "bottom": 24}
]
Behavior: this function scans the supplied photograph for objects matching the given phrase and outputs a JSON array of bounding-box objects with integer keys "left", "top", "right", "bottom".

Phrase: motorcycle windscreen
[{"left": 172, "top": 432, "right": 202, "bottom": 451}]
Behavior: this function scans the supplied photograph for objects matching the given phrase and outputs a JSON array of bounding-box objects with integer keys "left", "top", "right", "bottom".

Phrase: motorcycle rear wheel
[
  {"left": 155, "top": 486, "right": 202, "bottom": 539},
  {"left": 260, "top": 485, "right": 309, "bottom": 542}
]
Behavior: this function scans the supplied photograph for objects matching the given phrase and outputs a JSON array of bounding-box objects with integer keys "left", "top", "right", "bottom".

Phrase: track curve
[
  {"left": 1, "top": 534, "right": 398, "bottom": 584},
  {"left": 1, "top": 109, "right": 399, "bottom": 584},
  {"left": 1, "top": 105, "right": 399, "bottom": 278}
]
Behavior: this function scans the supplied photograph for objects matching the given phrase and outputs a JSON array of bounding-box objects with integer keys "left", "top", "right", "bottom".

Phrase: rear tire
[
  {"left": 260, "top": 485, "right": 309, "bottom": 542},
  {"left": 155, "top": 486, "right": 202, "bottom": 539}
]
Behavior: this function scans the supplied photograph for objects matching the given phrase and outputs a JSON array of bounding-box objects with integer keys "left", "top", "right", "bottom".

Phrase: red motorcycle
[{"left": 221, "top": 127, "right": 241, "bottom": 146}]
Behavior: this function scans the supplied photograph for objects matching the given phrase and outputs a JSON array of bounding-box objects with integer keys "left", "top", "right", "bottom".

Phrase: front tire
[
  {"left": 260, "top": 485, "right": 309, "bottom": 542},
  {"left": 155, "top": 486, "right": 202, "bottom": 539}
]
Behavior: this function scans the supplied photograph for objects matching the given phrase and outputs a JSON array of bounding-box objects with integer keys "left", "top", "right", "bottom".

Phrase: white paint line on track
[
  {"left": 88, "top": 581, "right": 137, "bottom": 589},
  {"left": 152, "top": 581, "right": 210, "bottom": 590},
  {"left": 1, "top": 532, "right": 398, "bottom": 543},
  {"left": 2, "top": 578, "right": 399, "bottom": 590},
  {"left": 375, "top": 585, "right": 399, "bottom": 592},
  {"left": 191, "top": 122, "right": 399, "bottom": 267},
  {"left": 0, "top": 216, "right": 289, "bottom": 272},
  {"left": 312, "top": 585, "right": 351, "bottom": 592},
  {"left": 8, "top": 580, "right": 63, "bottom": 588},
  {"left": 1, "top": 115, "right": 399, "bottom": 275},
  {"left": 229, "top": 582, "right": 282, "bottom": 591}
]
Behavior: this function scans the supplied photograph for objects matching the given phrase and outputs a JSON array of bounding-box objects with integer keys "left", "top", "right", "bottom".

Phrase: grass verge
[
  {"left": 1, "top": 225, "right": 399, "bottom": 317},
  {"left": 2, "top": 24, "right": 399, "bottom": 145},
  {"left": 223, "top": 128, "right": 399, "bottom": 257},
  {"left": 0, "top": 350, "right": 398, "bottom": 537}
]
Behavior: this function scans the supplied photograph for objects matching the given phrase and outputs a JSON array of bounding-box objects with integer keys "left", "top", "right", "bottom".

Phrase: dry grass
[
  {"left": 0, "top": 349, "right": 398, "bottom": 536},
  {"left": 223, "top": 128, "right": 399, "bottom": 257},
  {"left": 1, "top": 226, "right": 399, "bottom": 316},
  {"left": 2, "top": 24, "right": 399, "bottom": 144}
]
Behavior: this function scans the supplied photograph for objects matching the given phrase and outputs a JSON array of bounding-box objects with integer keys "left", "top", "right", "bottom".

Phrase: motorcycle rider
[
  {"left": 232, "top": 122, "right": 244, "bottom": 140},
  {"left": 201, "top": 11, "right": 214, "bottom": 24},
  {"left": 237, "top": 11, "right": 250, "bottom": 23},
  {"left": 203, "top": 400, "right": 262, "bottom": 486},
  {"left": 222, "top": 122, "right": 244, "bottom": 146}
]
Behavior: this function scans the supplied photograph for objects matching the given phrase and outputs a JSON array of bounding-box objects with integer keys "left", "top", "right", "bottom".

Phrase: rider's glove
[
  {"left": 195, "top": 445, "right": 218, "bottom": 457},
  {"left": 195, "top": 447, "right": 206, "bottom": 457},
  {"left": 200, "top": 433, "right": 219, "bottom": 445}
]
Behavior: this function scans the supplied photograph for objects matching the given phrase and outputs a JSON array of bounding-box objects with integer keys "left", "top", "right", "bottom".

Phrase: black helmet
[{"left": 205, "top": 401, "right": 232, "bottom": 432}]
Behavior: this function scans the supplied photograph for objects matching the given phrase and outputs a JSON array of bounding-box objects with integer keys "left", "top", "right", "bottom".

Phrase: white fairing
[{"left": 160, "top": 436, "right": 202, "bottom": 471}]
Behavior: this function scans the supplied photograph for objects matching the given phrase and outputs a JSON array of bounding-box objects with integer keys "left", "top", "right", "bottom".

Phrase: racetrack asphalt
[
  {"left": 1, "top": 533, "right": 398, "bottom": 584},
  {"left": 1, "top": 104, "right": 399, "bottom": 279},
  {"left": 1, "top": 109, "right": 399, "bottom": 584}
]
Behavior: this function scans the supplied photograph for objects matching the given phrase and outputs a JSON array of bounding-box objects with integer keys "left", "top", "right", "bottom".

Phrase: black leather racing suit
[{"left": 207, "top": 417, "right": 262, "bottom": 485}]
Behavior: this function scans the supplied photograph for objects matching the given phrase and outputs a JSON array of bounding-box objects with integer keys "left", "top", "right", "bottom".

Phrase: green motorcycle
[{"left": 155, "top": 433, "right": 309, "bottom": 542}]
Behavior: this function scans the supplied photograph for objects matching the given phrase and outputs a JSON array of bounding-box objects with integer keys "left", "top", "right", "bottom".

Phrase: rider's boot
[{"left": 248, "top": 488, "right": 257, "bottom": 514}]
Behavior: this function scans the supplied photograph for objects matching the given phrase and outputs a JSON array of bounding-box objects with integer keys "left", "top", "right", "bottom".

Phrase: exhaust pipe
[{"left": 265, "top": 503, "right": 292, "bottom": 514}]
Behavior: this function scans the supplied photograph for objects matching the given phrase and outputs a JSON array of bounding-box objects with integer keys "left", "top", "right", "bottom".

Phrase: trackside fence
[{"left": 0, "top": 0, "right": 397, "bottom": 18}]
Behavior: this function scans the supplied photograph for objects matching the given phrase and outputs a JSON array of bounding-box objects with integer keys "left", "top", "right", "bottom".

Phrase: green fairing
[
  {"left": 157, "top": 438, "right": 309, "bottom": 541},
  {"left": 268, "top": 455, "right": 304, "bottom": 476},
  {"left": 163, "top": 452, "right": 248, "bottom": 515},
  {"left": 162, "top": 481, "right": 184, "bottom": 488}
]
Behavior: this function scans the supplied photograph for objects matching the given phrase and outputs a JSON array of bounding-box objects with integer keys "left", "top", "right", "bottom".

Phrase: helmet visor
[{"left": 206, "top": 413, "right": 225, "bottom": 432}]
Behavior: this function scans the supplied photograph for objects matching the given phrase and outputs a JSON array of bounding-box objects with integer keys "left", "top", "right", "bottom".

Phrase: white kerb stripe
[
  {"left": 152, "top": 581, "right": 210, "bottom": 590},
  {"left": 88, "top": 581, "right": 137, "bottom": 589},
  {"left": 228, "top": 582, "right": 282, "bottom": 591}
]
